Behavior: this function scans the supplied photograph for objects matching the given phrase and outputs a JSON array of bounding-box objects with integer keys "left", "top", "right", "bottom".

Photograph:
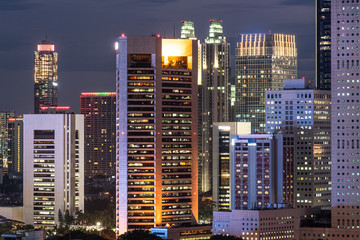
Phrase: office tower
[
  {"left": 199, "top": 19, "right": 231, "bottom": 193},
  {"left": 180, "top": 21, "right": 195, "bottom": 39},
  {"left": 34, "top": 39, "right": 58, "bottom": 114},
  {"left": 230, "top": 134, "right": 283, "bottom": 210},
  {"left": 212, "top": 122, "right": 251, "bottom": 211},
  {"left": 0, "top": 111, "right": 15, "bottom": 173},
  {"left": 80, "top": 92, "right": 116, "bottom": 178},
  {"left": 235, "top": 33, "right": 297, "bottom": 133},
  {"left": 115, "top": 35, "right": 199, "bottom": 235},
  {"left": 316, "top": 0, "right": 331, "bottom": 90},
  {"left": 23, "top": 114, "right": 84, "bottom": 227},
  {"left": 265, "top": 79, "right": 331, "bottom": 208},
  {"left": 7, "top": 117, "right": 23, "bottom": 177},
  {"left": 331, "top": 0, "right": 360, "bottom": 230},
  {"left": 39, "top": 106, "right": 71, "bottom": 114}
]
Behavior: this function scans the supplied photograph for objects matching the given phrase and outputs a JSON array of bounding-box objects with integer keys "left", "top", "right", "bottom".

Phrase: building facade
[
  {"left": 34, "top": 40, "right": 58, "bottom": 114},
  {"left": 330, "top": 0, "right": 360, "bottom": 230},
  {"left": 23, "top": 114, "right": 84, "bottom": 227},
  {"left": 115, "top": 36, "right": 199, "bottom": 235},
  {"left": 316, "top": 0, "right": 331, "bottom": 90},
  {"left": 80, "top": 92, "right": 116, "bottom": 178},
  {"left": 39, "top": 106, "right": 71, "bottom": 114},
  {"left": 0, "top": 111, "right": 15, "bottom": 173},
  {"left": 230, "top": 134, "right": 283, "bottom": 210},
  {"left": 235, "top": 33, "right": 297, "bottom": 133},
  {"left": 7, "top": 117, "right": 23, "bottom": 176},
  {"left": 180, "top": 21, "right": 195, "bottom": 39},
  {"left": 212, "top": 122, "right": 251, "bottom": 211},
  {"left": 199, "top": 19, "right": 231, "bottom": 193},
  {"left": 265, "top": 79, "right": 331, "bottom": 208},
  {"left": 213, "top": 208, "right": 304, "bottom": 240}
]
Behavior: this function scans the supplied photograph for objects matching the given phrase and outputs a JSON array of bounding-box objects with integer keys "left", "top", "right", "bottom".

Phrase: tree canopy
[{"left": 117, "top": 230, "right": 163, "bottom": 240}]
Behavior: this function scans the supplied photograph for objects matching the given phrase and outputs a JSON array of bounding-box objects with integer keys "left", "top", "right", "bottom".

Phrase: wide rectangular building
[
  {"left": 115, "top": 35, "right": 198, "bottom": 235},
  {"left": 23, "top": 114, "right": 84, "bottom": 227}
]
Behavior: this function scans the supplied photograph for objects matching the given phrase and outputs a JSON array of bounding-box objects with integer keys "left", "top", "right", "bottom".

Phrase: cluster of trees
[{"left": 116, "top": 230, "right": 243, "bottom": 240}]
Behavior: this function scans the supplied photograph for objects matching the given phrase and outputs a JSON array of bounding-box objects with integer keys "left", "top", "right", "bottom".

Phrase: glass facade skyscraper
[
  {"left": 199, "top": 19, "right": 230, "bottom": 193},
  {"left": 316, "top": 0, "right": 332, "bottom": 90},
  {"left": 34, "top": 39, "right": 58, "bottom": 114},
  {"left": 235, "top": 33, "right": 297, "bottom": 133}
]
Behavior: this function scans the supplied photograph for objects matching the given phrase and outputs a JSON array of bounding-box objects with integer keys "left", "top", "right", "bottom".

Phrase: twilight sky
[{"left": 0, "top": 0, "right": 315, "bottom": 114}]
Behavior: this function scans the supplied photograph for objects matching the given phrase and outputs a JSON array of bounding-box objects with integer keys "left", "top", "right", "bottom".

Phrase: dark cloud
[
  {"left": 280, "top": 0, "right": 314, "bottom": 6},
  {"left": 0, "top": 0, "right": 41, "bottom": 11}
]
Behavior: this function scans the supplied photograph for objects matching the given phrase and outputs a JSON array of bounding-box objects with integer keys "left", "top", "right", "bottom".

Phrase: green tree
[
  {"left": 210, "top": 235, "right": 243, "bottom": 240},
  {"left": 58, "top": 209, "right": 64, "bottom": 228},
  {"left": 198, "top": 199, "right": 216, "bottom": 222},
  {"left": 117, "top": 230, "right": 163, "bottom": 240},
  {"left": 64, "top": 209, "right": 74, "bottom": 229}
]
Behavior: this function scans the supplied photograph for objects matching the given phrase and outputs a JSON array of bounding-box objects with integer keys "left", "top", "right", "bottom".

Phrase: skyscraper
[
  {"left": 265, "top": 79, "right": 331, "bottom": 208},
  {"left": 7, "top": 117, "right": 23, "bottom": 177},
  {"left": 80, "top": 92, "right": 116, "bottom": 178},
  {"left": 199, "top": 19, "right": 231, "bottom": 193},
  {"left": 180, "top": 21, "right": 195, "bottom": 39},
  {"left": 115, "top": 35, "right": 199, "bottom": 235},
  {"left": 212, "top": 122, "right": 251, "bottom": 211},
  {"left": 316, "top": 0, "right": 331, "bottom": 90},
  {"left": 235, "top": 33, "right": 297, "bottom": 133},
  {"left": 34, "top": 39, "right": 58, "bottom": 114},
  {"left": 0, "top": 111, "right": 15, "bottom": 173},
  {"left": 331, "top": 0, "right": 360, "bottom": 229},
  {"left": 23, "top": 114, "right": 84, "bottom": 227}
]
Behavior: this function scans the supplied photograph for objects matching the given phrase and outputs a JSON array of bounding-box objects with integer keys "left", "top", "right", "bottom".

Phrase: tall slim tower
[
  {"left": 34, "top": 39, "right": 58, "bottom": 114},
  {"left": 80, "top": 92, "right": 116, "bottom": 178},
  {"left": 115, "top": 35, "right": 198, "bottom": 235},
  {"left": 316, "top": 0, "right": 331, "bottom": 90},
  {"left": 235, "top": 33, "right": 297, "bottom": 133},
  {"left": 331, "top": 0, "right": 360, "bottom": 229},
  {"left": 199, "top": 19, "right": 231, "bottom": 193}
]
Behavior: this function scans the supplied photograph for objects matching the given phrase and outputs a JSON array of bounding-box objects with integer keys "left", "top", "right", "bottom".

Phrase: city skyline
[{"left": 0, "top": 0, "right": 315, "bottom": 114}]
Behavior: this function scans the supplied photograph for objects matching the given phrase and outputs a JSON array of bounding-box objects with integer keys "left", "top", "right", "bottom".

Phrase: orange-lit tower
[
  {"left": 34, "top": 39, "right": 58, "bottom": 114},
  {"left": 115, "top": 35, "right": 199, "bottom": 235}
]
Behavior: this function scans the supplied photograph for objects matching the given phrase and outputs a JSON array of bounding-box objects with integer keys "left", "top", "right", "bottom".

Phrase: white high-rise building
[{"left": 23, "top": 114, "right": 84, "bottom": 227}]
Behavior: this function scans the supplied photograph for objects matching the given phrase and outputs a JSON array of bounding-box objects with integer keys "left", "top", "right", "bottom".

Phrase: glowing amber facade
[
  {"left": 34, "top": 40, "right": 58, "bottom": 114},
  {"left": 116, "top": 36, "right": 198, "bottom": 235},
  {"left": 235, "top": 33, "right": 297, "bottom": 133}
]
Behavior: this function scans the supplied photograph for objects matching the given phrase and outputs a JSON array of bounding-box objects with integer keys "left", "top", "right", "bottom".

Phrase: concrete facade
[{"left": 23, "top": 114, "right": 84, "bottom": 227}]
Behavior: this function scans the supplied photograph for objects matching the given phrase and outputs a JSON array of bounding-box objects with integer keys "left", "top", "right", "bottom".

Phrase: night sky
[{"left": 0, "top": 0, "right": 315, "bottom": 115}]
